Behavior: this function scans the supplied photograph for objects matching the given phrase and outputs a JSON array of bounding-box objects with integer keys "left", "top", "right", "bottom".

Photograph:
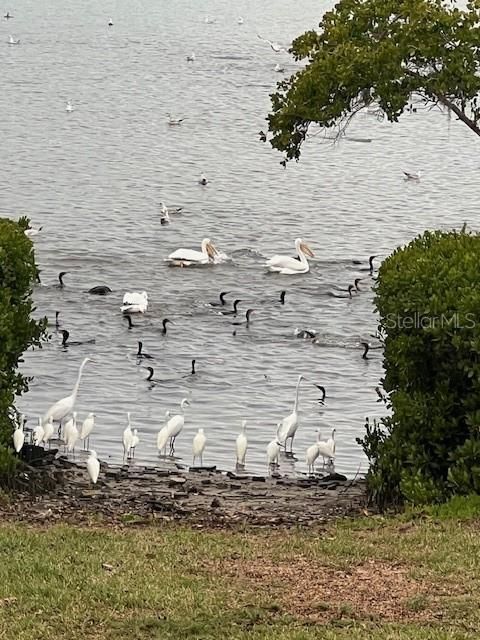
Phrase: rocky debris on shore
[{"left": 0, "top": 455, "right": 368, "bottom": 528}]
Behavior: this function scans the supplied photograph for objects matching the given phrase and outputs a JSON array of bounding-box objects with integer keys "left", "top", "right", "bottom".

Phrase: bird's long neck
[
  {"left": 191, "top": 360, "right": 195, "bottom": 374},
  {"left": 293, "top": 377, "right": 302, "bottom": 412},
  {"left": 72, "top": 361, "right": 87, "bottom": 401}
]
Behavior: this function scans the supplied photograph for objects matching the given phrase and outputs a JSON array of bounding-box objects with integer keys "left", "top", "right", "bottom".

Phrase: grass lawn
[{"left": 0, "top": 496, "right": 480, "bottom": 639}]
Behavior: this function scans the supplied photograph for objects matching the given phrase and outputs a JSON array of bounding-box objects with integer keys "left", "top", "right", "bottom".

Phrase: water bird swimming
[
  {"left": 192, "top": 428, "right": 206, "bottom": 466},
  {"left": 257, "top": 34, "right": 287, "bottom": 53},
  {"left": 274, "top": 63, "right": 285, "bottom": 72},
  {"left": 166, "top": 238, "right": 218, "bottom": 266},
  {"left": 198, "top": 172, "right": 209, "bottom": 185},
  {"left": 60, "top": 329, "right": 96, "bottom": 347},
  {"left": 160, "top": 210, "right": 170, "bottom": 225},
  {"left": 88, "top": 285, "right": 112, "bottom": 295},
  {"left": 237, "top": 17, "right": 244, "bottom": 24},
  {"left": 231, "top": 309, "right": 255, "bottom": 326},
  {"left": 87, "top": 450, "right": 100, "bottom": 483},
  {"left": 136, "top": 341, "right": 153, "bottom": 359},
  {"left": 65, "top": 101, "right": 74, "bottom": 113},
  {"left": 204, "top": 16, "right": 216, "bottom": 24},
  {"left": 209, "top": 291, "right": 230, "bottom": 307},
  {"left": 54, "top": 311, "right": 61, "bottom": 329},
  {"left": 108, "top": 18, "right": 113, "bottom": 26},
  {"left": 4, "top": 12, "right": 13, "bottom": 19},
  {"left": 220, "top": 298, "right": 242, "bottom": 316},
  {"left": 56, "top": 271, "right": 68, "bottom": 288},
  {"left": 24, "top": 226, "right": 42, "bottom": 238},
  {"left": 121, "top": 291, "right": 148, "bottom": 314},
  {"left": 258, "top": 130, "right": 267, "bottom": 142},
  {"left": 166, "top": 113, "right": 185, "bottom": 126},
  {"left": 265, "top": 238, "right": 314, "bottom": 274},
  {"left": 8, "top": 35, "right": 20, "bottom": 44},
  {"left": 352, "top": 255, "right": 377, "bottom": 274},
  {"left": 360, "top": 341, "right": 382, "bottom": 359},
  {"left": 186, "top": 52, "right": 196, "bottom": 62},
  {"left": 42, "top": 357, "right": 92, "bottom": 427},
  {"left": 160, "top": 318, "right": 173, "bottom": 335},
  {"left": 235, "top": 420, "right": 248, "bottom": 466},
  {"left": 330, "top": 284, "right": 356, "bottom": 298},
  {"left": 124, "top": 315, "right": 135, "bottom": 330},
  {"left": 294, "top": 328, "right": 316, "bottom": 339},
  {"left": 403, "top": 170, "right": 421, "bottom": 181}
]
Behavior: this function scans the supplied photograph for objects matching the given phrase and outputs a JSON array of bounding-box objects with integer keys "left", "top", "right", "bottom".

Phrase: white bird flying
[
  {"left": 166, "top": 238, "right": 219, "bottom": 266},
  {"left": 192, "top": 428, "right": 206, "bottom": 466},
  {"left": 235, "top": 420, "right": 248, "bottom": 466},
  {"left": 121, "top": 291, "right": 148, "bottom": 314},
  {"left": 257, "top": 34, "right": 287, "bottom": 53},
  {"left": 43, "top": 357, "right": 92, "bottom": 428},
  {"left": 265, "top": 238, "right": 314, "bottom": 275},
  {"left": 87, "top": 450, "right": 100, "bottom": 484}
]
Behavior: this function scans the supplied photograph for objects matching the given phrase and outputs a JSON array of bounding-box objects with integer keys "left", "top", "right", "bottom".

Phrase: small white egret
[
  {"left": 317, "top": 428, "right": 336, "bottom": 465},
  {"left": 235, "top": 420, "right": 248, "bottom": 466},
  {"left": 130, "top": 429, "right": 140, "bottom": 457},
  {"left": 166, "top": 399, "right": 189, "bottom": 454},
  {"left": 267, "top": 437, "right": 280, "bottom": 467},
  {"left": 123, "top": 413, "right": 133, "bottom": 458},
  {"left": 87, "top": 450, "right": 100, "bottom": 484},
  {"left": 265, "top": 238, "right": 314, "bottom": 275},
  {"left": 156, "top": 410, "right": 171, "bottom": 455},
  {"left": 65, "top": 412, "right": 79, "bottom": 452},
  {"left": 43, "top": 416, "right": 54, "bottom": 447},
  {"left": 192, "top": 428, "right": 206, "bottom": 466},
  {"left": 13, "top": 417, "right": 25, "bottom": 453},
  {"left": 80, "top": 412, "right": 95, "bottom": 449},
  {"left": 306, "top": 431, "right": 321, "bottom": 474},
  {"left": 43, "top": 357, "right": 92, "bottom": 428},
  {"left": 33, "top": 418, "right": 44, "bottom": 447},
  {"left": 277, "top": 374, "right": 304, "bottom": 452}
]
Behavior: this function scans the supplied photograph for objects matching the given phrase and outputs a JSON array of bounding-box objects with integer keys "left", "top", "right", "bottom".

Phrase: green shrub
[
  {"left": 358, "top": 229, "right": 480, "bottom": 507},
  {"left": 0, "top": 217, "right": 46, "bottom": 473}
]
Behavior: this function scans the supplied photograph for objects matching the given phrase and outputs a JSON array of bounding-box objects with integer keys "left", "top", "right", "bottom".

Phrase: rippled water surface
[{"left": 3, "top": 0, "right": 479, "bottom": 476}]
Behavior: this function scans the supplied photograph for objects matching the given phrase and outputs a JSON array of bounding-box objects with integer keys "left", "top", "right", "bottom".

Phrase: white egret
[
  {"left": 235, "top": 420, "right": 248, "bottom": 466},
  {"left": 166, "top": 399, "right": 189, "bottom": 454},
  {"left": 306, "top": 431, "right": 321, "bottom": 474},
  {"left": 192, "top": 428, "right": 206, "bottom": 466},
  {"left": 317, "top": 429, "right": 336, "bottom": 465},
  {"left": 123, "top": 413, "right": 133, "bottom": 458},
  {"left": 13, "top": 417, "right": 25, "bottom": 453},
  {"left": 130, "top": 429, "right": 140, "bottom": 457},
  {"left": 65, "top": 412, "right": 79, "bottom": 452},
  {"left": 166, "top": 238, "right": 219, "bottom": 266},
  {"left": 43, "top": 417, "right": 54, "bottom": 447},
  {"left": 265, "top": 238, "right": 314, "bottom": 274},
  {"left": 277, "top": 375, "right": 304, "bottom": 452},
  {"left": 80, "top": 412, "right": 95, "bottom": 449},
  {"left": 156, "top": 410, "right": 172, "bottom": 455},
  {"left": 121, "top": 291, "right": 148, "bottom": 314},
  {"left": 267, "top": 436, "right": 281, "bottom": 466},
  {"left": 87, "top": 450, "right": 100, "bottom": 484},
  {"left": 43, "top": 357, "right": 92, "bottom": 429},
  {"left": 33, "top": 418, "right": 44, "bottom": 446}
]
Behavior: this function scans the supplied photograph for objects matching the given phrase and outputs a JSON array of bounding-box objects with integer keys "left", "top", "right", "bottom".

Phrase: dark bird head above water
[
  {"left": 219, "top": 291, "right": 230, "bottom": 304},
  {"left": 279, "top": 290, "right": 286, "bottom": 305},
  {"left": 145, "top": 366, "right": 154, "bottom": 381},
  {"left": 348, "top": 284, "right": 355, "bottom": 297},
  {"left": 361, "top": 342, "right": 370, "bottom": 359},
  {"left": 162, "top": 318, "right": 173, "bottom": 335},
  {"left": 232, "top": 309, "right": 255, "bottom": 325},
  {"left": 58, "top": 271, "right": 68, "bottom": 287},
  {"left": 55, "top": 311, "right": 60, "bottom": 328},
  {"left": 60, "top": 329, "right": 69, "bottom": 346},
  {"left": 258, "top": 130, "right": 267, "bottom": 142},
  {"left": 314, "top": 384, "right": 326, "bottom": 404},
  {"left": 354, "top": 278, "right": 363, "bottom": 291},
  {"left": 368, "top": 255, "right": 378, "bottom": 271}
]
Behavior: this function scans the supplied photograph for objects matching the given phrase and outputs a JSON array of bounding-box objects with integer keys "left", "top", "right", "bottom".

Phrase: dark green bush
[
  {"left": 0, "top": 217, "right": 46, "bottom": 475},
  {"left": 358, "top": 229, "right": 480, "bottom": 507}
]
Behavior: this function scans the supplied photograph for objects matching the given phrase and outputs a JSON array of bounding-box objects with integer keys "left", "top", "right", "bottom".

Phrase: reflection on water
[{"left": 2, "top": 0, "right": 478, "bottom": 477}]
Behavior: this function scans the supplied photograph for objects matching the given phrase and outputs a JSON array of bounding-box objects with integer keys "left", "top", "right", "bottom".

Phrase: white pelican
[
  {"left": 24, "top": 226, "right": 42, "bottom": 238},
  {"left": 87, "top": 450, "right": 100, "bottom": 484},
  {"left": 8, "top": 35, "right": 20, "bottom": 44},
  {"left": 257, "top": 34, "right": 287, "bottom": 53},
  {"left": 121, "top": 291, "right": 148, "bottom": 314},
  {"left": 277, "top": 374, "right": 303, "bottom": 452},
  {"left": 192, "top": 428, "right": 206, "bottom": 466},
  {"left": 235, "top": 420, "right": 248, "bottom": 466},
  {"left": 166, "top": 399, "right": 189, "bottom": 454},
  {"left": 43, "top": 357, "right": 92, "bottom": 427},
  {"left": 265, "top": 238, "right": 314, "bottom": 274},
  {"left": 186, "top": 52, "right": 196, "bottom": 62},
  {"left": 65, "top": 101, "right": 74, "bottom": 113},
  {"left": 13, "top": 417, "right": 25, "bottom": 453},
  {"left": 80, "top": 412, "right": 95, "bottom": 449},
  {"left": 33, "top": 418, "right": 44, "bottom": 446},
  {"left": 317, "top": 429, "right": 336, "bottom": 465},
  {"left": 166, "top": 238, "right": 218, "bottom": 267}
]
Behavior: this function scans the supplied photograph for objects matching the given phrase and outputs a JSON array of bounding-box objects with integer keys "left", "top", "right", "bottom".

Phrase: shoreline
[{"left": 1, "top": 454, "right": 368, "bottom": 528}]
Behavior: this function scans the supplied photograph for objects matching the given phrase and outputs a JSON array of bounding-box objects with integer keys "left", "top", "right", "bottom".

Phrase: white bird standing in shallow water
[
  {"left": 43, "top": 357, "right": 92, "bottom": 429},
  {"left": 87, "top": 450, "right": 100, "bottom": 484},
  {"left": 267, "top": 434, "right": 281, "bottom": 467},
  {"left": 80, "top": 412, "right": 95, "bottom": 449},
  {"left": 33, "top": 418, "right": 44, "bottom": 446},
  {"left": 317, "top": 428, "right": 336, "bottom": 466},
  {"left": 43, "top": 417, "right": 54, "bottom": 447},
  {"left": 166, "top": 238, "right": 219, "bottom": 266},
  {"left": 235, "top": 420, "right": 248, "bottom": 466},
  {"left": 306, "top": 431, "right": 321, "bottom": 474},
  {"left": 166, "top": 399, "right": 190, "bottom": 454},
  {"left": 156, "top": 410, "right": 172, "bottom": 455},
  {"left": 65, "top": 412, "right": 79, "bottom": 452},
  {"left": 130, "top": 429, "right": 139, "bottom": 458},
  {"left": 13, "top": 416, "right": 25, "bottom": 453},
  {"left": 265, "top": 238, "right": 314, "bottom": 274},
  {"left": 192, "top": 428, "right": 206, "bottom": 466},
  {"left": 123, "top": 413, "right": 133, "bottom": 458},
  {"left": 277, "top": 374, "right": 304, "bottom": 452}
]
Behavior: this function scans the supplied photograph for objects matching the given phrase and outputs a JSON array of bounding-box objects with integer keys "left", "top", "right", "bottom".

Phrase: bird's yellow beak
[
  {"left": 207, "top": 243, "right": 219, "bottom": 258},
  {"left": 301, "top": 243, "right": 314, "bottom": 258}
]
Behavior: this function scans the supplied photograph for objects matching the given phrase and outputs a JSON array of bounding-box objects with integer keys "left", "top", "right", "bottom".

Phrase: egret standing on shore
[
  {"left": 87, "top": 450, "right": 100, "bottom": 484},
  {"left": 192, "top": 428, "right": 206, "bottom": 466},
  {"left": 235, "top": 420, "right": 248, "bottom": 466}
]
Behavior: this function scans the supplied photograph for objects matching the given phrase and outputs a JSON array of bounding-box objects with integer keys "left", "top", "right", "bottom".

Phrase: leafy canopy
[{"left": 268, "top": 0, "right": 480, "bottom": 160}]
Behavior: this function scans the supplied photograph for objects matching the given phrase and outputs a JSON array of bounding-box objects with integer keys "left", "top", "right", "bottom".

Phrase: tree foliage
[
  {"left": 358, "top": 229, "right": 480, "bottom": 507},
  {"left": 268, "top": 0, "right": 480, "bottom": 160},
  {"left": 0, "top": 217, "right": 46, "bottom": 467}
]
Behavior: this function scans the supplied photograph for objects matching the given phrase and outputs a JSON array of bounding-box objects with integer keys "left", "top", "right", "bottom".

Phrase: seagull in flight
[{"left": 257, "top": 34, "right": 287, "bottom": 53}]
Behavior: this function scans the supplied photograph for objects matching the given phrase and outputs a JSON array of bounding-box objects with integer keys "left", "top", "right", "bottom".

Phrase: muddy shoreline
[{"left": 1, "top": 454, "right": 368, "bottom": 528}]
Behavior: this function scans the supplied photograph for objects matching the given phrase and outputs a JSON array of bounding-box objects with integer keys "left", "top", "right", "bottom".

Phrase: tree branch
[{"left": 437, "top": 94, "right": 480, "bottom": 137}]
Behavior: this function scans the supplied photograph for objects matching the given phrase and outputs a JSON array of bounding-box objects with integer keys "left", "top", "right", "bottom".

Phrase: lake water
[{"left": 3, "top": 0, "right": 479, "bottom": 477}]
